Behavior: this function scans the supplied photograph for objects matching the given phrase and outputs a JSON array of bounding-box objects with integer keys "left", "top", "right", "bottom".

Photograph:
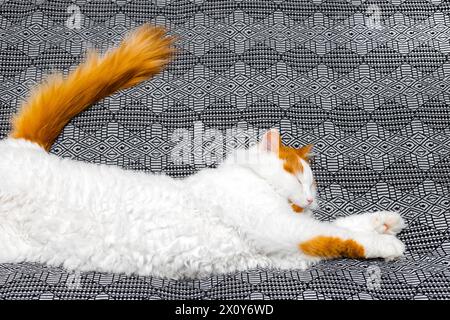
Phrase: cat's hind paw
[
  {"left": 365, "top": 234, "right": 405, "bottom": 261},
  {"left": 383, "top": 235, "right": 405, "bottom": 261}
]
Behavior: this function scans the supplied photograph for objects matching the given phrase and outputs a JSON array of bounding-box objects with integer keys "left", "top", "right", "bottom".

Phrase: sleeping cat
[{"left": 0, "top": 24, "right": 406, "bottom": 279}]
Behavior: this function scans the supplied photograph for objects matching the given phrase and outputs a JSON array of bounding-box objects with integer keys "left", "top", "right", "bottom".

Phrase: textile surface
[{"left": 0, "top": 0, "right": 449, "bottom": 299}]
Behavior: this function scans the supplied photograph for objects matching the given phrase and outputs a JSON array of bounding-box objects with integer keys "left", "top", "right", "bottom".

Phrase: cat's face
[{"left": 254, "top": 129, "right": 318, "bottom": 212}]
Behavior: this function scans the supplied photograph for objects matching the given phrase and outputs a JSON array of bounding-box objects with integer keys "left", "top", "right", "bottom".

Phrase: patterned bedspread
[{"left": 0, "top": 0, "right": 449, "bottom": 299}]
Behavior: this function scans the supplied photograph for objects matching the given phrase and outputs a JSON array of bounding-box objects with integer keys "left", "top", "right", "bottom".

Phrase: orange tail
[{"left": 10, "top": 24, "right": 175, "bottom": 151}]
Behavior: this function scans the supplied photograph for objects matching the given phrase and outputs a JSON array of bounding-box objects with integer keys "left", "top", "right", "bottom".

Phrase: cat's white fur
[{"left": 0, "top": 133, "right": 406, "bottom": 279}]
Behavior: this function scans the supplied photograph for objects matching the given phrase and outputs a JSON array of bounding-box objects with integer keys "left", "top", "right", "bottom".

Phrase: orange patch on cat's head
[{"left": 261, "top": 129, "right": 313, "bottom": 175}]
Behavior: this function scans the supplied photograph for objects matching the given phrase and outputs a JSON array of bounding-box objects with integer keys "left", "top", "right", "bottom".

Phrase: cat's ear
[
  {"left": 259, "top": 128, "right": 281, "bottom": 154},
  {"left": 296, "top": 144, "right": 314, "bottom": 161}
]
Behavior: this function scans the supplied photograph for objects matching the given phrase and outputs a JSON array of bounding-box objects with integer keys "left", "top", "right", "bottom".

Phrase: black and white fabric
[{"left": 1, "top": 0, "right": 450, "bottom": 300}]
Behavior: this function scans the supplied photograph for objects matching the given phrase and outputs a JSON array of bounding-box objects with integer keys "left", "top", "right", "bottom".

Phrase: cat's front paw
[
  {"left": 369, "top": 211, "right": 406, "bottom": 235},
  {"left": 364, "top": 234, "right": 405, "bottom": 260}
]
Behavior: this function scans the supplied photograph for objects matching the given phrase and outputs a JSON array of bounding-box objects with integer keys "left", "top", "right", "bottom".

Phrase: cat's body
[
  {"left": 0, "top": 25, "right": 406, "bottom": 279},
  {"left": 0, "top": 138, "right": 265, "bottom": 277},
  {"left": 0, "top": 138, "right": 405, "bottom": 278}
]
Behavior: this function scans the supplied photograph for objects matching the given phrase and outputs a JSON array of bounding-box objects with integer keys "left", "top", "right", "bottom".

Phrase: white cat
[{"left": 0, "top": 25, "right": 405, "bottom": 279}]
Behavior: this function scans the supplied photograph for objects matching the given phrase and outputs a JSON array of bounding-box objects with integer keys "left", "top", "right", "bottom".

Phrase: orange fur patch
[
  {"left": 295, "top": 144, "right": 313, "bottom": 161},
  {"left": 262, "top": 130, "right": 315, "bottom": 212},
  {"left": 280, "top": 141, "right": 313, "bottom": 175},
  {"left": 262, "top": 130, "right": 313, "bottom": 175},
  {"left": 10, "top": 24, "right": 175, "bottom": 151},
  {"left": 289, "top": 202, "right": 304, "bottom": 213},
  {"left": 280, "top": 145, "right": 304, "bottom": 174},
  {"left": 299, "top": 236, "right": 365, "bottom": 259}
]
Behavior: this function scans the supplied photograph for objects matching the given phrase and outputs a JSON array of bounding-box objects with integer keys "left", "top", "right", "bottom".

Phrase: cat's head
[{"left": 237, "top": 128, "right": 318, "bottom": 212}]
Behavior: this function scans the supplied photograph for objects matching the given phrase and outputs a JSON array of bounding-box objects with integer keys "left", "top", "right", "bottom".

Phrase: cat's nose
[{"left": 306, "top": 197, "right": 313, "bottom": 204}]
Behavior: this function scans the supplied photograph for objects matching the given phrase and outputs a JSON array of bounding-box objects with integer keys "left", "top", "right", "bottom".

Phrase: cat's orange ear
[
  {"left": 296, "top": 144, "right": 314, "bottom": 161},
  {"left": 259, "top": 128, "right": 281, "bottom": 154}
]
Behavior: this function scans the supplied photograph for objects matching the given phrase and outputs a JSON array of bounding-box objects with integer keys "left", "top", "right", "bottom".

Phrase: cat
[{"left": 0, "top": 24, "right": 406, "bottom": 279}]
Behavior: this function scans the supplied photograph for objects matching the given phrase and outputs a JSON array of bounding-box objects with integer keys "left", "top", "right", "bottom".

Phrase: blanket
[{"left": 0, "top": 0, "right": 449, "bottom": 299}]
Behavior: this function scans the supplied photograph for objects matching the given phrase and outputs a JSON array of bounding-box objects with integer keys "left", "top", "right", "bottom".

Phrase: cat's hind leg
[
  {"left": 293, "top": 217, "right": 405, "bottom": 261},
  {"left": 299, "top": 231, "right": 405, "bottom": 261},
  {"left": 333, "top": 211, "right": 406, "bottom": 235},
  {"left": 299, "top": 233, "right": 405, "bottom": 261},
  {"left": 261, "top": 213, "right": 405, "bottom": 261}
]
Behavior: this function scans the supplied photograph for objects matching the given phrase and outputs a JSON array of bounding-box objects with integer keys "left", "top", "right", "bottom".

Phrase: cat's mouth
[
  {"left": 289, "top": 200, "right": 304, "bottom": 213},
  {"left": 288, "top": 199, "right": 317, "bottom": 211}
]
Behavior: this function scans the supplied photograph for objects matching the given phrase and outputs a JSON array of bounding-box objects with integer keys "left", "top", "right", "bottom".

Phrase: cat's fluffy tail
[{"left": 10, "top": 24, "right": 175, "bottom": 151}]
